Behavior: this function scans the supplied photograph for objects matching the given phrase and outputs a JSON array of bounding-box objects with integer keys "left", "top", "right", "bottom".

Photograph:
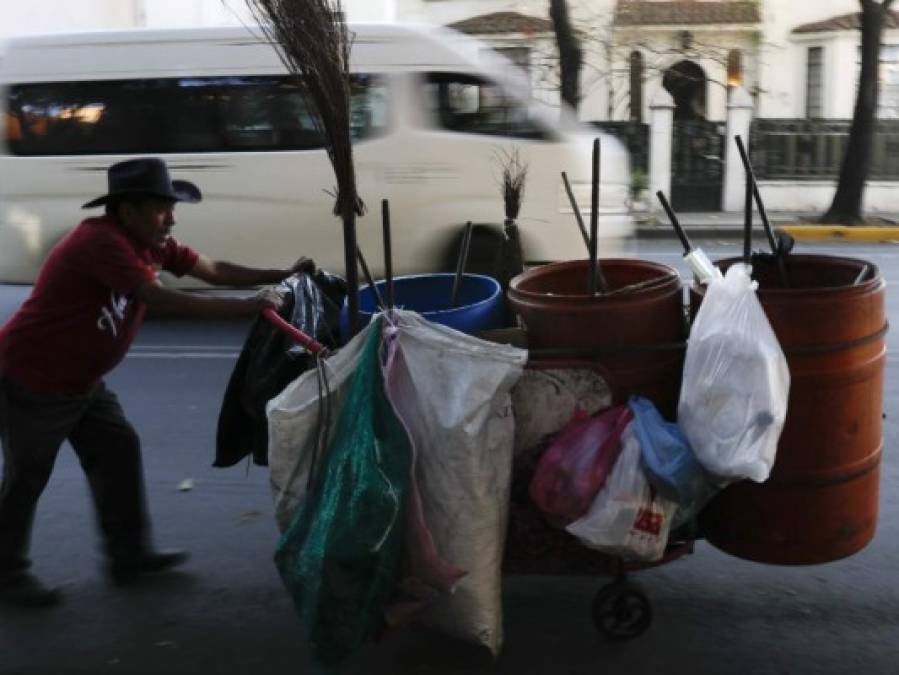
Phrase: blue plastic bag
[{"left": 628, "top": 396, "right": 715, "bottom": 515}]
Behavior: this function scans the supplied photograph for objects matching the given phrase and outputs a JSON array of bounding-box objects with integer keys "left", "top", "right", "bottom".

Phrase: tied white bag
[
  {"left": 266, "top": 323, "right": 373, "bottom": 530},
  {"left": 382, "top": 310, "right": 526, "bottom": 656},
  {"left": 678, "top": 263, "right": 790, "bottom": 483},
  {"left": 566, "top": 425, "right": 678, "bottom": 562}
]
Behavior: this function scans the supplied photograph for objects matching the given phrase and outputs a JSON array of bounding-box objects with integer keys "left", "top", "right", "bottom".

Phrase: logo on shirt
[{"left": 97, "top": 291, "right": 130, "bottom": 337}]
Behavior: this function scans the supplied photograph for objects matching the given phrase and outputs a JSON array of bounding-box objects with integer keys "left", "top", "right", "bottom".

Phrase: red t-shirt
[{"left": 0, "top": 215, "right": 198, "bottom": 394}]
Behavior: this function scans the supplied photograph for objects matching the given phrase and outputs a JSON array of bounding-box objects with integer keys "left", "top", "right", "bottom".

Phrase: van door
[{"left": 374, "top": 71, "right": 581, "bottom": 270}]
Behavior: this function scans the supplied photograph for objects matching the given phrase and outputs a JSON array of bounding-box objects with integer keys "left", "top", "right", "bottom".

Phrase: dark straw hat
[{"left": 82, "top": 157, "right": 202, "bottom": 209}]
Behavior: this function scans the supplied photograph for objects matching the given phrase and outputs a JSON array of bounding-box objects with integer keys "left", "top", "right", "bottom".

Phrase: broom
[
  {"left": 247, "top": 0, "right": 364, "bottom": 335},
  {"left": 496, "top": 147, "right": 526, "bottom": 296}
]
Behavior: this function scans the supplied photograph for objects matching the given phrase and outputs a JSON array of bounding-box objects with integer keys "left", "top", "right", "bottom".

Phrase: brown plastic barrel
[
  {"left": 507, "top": 258, "right": 686, "bottom": 418},
  {"left": 694, "top": 254, "right": 887, "bottom": 565}
]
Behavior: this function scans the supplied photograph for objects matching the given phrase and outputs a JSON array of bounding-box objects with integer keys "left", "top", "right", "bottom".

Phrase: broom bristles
[
  {"left": 496, "top": 147, "right": 528, "bottom": 221},
  {"left": 247, "top": 0, "right": 363, "bottom": 217}
]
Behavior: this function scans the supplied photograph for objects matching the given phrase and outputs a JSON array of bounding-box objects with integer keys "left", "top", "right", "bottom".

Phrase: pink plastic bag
[{"left": 529, "top": 405, "right": 634, "bottom": 525}]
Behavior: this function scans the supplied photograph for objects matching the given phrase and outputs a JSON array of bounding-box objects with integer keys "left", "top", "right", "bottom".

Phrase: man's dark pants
[{"left": 0, "top": 374, "right": 150, "bottom": 574}]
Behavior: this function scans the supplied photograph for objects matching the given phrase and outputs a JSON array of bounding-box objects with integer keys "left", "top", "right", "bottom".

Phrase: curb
[
  {"left": 635, "top": 226, "right": 745, "bottom": 240},
  {"left": 779, "top": 225, "right": 899, "bottom": 242}
]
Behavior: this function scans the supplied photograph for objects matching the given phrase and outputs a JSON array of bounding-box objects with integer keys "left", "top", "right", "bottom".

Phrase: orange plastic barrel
[
  {"left": 508, "top": 259, "right": 686, "bottom": 418},
  {"left": 694, "top": 255, "right": 887, "bottom": 565}
]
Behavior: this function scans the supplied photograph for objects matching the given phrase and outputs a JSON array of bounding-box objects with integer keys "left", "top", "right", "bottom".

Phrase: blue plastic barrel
[{"left": 340, "top": 273, "right": 504, "bottom": 340}]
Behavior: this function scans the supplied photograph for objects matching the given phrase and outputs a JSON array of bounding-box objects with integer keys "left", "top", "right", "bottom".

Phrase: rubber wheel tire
[{"left": 591, "top": 580, "right": 653, "bottom": 641}]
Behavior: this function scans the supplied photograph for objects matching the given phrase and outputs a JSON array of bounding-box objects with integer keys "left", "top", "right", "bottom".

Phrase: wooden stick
[{"left": 561, "top": 171, "right": 591, "bottom": 250}]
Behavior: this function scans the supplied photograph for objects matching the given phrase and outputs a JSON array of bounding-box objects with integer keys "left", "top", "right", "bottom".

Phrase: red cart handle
[{"left": 262, "top": 307, "right": 326, "bottom": 355}]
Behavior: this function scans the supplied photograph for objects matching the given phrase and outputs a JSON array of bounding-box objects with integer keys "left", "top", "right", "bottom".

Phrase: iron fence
[
  {"left": 590, "top": 121, "right": 649, "bottom": 173},
  {"left": 750, "top": 118, "right": 899, "bottom": 180}
]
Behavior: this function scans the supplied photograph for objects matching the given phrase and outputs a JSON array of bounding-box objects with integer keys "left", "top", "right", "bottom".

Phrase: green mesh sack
[{"left": 274, "top": 320, "right": 411, "bottom": 667}]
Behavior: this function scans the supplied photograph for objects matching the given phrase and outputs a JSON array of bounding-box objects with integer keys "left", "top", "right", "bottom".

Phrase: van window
[
  {"left": 424, "top": 72, "right": 549, "bottom": 141},
  {"left": 4, "top": 74, "right": 386, "bottom": 155}
]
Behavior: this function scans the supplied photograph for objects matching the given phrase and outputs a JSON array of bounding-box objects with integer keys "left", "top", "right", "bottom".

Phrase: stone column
[
  {"left": 723, "top": 86, "right": 755, "bottom": 212},
  {"left": 649, "top": 89, "right": 675, "bottom": 211}
]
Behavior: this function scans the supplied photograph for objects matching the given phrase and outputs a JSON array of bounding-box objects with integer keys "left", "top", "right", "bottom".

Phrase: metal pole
[
  {"left": 735, "top": 135, "right": 789, "bottom": 287},
  {"left": 356, "top": 247, "right": 385, "bottom": 310},
  {"left": 588, "top": 138, "right": 609, "bottom": 294},
  {"left": 561, "top": 171, "right": 591, "bottom": 250},
  {"left": 450, "top": 222, "right": 473, "bottom": 308},
  {"left": 735, "top": 135, "right": 777, "bottom": 253},
  {"left": 382, "top": 199, "right": 394, "bottom": 309},
  {"left": 656, "top": 191, "right": 693, "bottom": 255},
  {"left": 743, "top": 160, "right": 753, "bottom": 266}
]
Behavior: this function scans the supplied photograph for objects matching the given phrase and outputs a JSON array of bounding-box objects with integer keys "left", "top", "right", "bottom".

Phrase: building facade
[{"left": 398, "top": 0, "right": 899, "bottom": 124}]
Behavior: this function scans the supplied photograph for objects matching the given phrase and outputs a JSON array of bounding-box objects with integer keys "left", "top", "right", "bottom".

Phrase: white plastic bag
[
  {"left": 382, "top": 310, "right": 527, "bottom": 656},
  {"left": 266, "top": 322, "right": 372, "bottom": 530},
  {"left": 678, "top": 263, "right": 790, "bottom": 483},
  {"left": 566, "top": 425, "right": 678, "bottom": 562}
]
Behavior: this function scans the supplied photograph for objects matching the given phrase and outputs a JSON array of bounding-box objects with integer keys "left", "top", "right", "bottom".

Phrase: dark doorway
[
  {"left": 663, "top": 60, "right": 707, "bottom": 121},
  {"left": 671, "top": 120, "right": 724, "bottom": 211}
]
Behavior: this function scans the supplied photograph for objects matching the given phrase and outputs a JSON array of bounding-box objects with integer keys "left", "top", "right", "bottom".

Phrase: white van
[{"left": 0, "top": 23, "right": 632, "bottom": 286}]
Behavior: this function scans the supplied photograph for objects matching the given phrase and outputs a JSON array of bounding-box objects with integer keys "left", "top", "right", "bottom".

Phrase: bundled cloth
[{"left": 214, "top": 271, "right": 345, "bottom": 467}]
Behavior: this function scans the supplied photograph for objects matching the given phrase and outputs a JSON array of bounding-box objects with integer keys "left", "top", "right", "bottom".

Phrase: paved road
[{"left": 1, "top": 239, "right": 897, "bottom": 675}]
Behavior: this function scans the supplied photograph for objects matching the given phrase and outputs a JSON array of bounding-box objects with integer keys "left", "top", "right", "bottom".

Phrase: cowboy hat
[{"left": 82, "top": 157, "right": 202, "bottom": 209}]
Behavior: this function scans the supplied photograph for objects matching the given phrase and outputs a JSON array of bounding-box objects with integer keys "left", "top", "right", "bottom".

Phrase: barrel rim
[
  {"left": 509, "top": 258, "right": 681, "bottom": 301},
  {"left": 710, "top": 254, "right": 883, "bottom": 295},
  {"left": 356, "top": 272, "right": 501, "bottom": 318}
]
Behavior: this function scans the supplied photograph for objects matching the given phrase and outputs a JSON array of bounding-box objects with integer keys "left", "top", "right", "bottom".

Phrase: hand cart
[{"left": 262, "top": 311, "right": 695, "bottom": 642}]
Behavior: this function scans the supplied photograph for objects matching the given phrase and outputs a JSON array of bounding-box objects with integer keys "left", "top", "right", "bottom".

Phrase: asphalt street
[{"left": 0, "top": 238, "right": 897, "bottom": 675}]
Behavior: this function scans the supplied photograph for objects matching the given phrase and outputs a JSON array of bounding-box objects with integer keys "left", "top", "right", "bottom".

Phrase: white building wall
[
  {"left": 138, "top": 0, "right": 394, "bottom": 27},
  {"left": 0, "top": 1, "right": 137, "bottom": 38},
  {"left": 0, "top": 0, "right": 395, "bottom": 38},
  {"left": 759, "top": 0, "right": 863, "bottom": 119}
]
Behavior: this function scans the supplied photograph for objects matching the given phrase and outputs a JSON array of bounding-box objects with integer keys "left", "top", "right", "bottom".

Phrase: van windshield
[
  {"left": 4, "top": 74, "right": 387, "bottom": 155},
  {"left": 424, "top": 72, "right": 552, "bottom": 141}
]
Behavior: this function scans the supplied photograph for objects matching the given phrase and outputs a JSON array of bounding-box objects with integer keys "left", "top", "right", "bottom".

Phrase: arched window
[
  {"left": 727, "top": 49, "right": 743, "bottom": 88},
  {"left": 629, "top": 50, "right": 644, "bottom": 121}
]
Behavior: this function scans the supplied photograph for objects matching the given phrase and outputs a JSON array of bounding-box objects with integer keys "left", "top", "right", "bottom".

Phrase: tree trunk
[
  {"left": 549, "top": 0, "right": 582, "bottom": 110},
  {"left": 821, "top": 0, "right": 894, "bottom": 224}
]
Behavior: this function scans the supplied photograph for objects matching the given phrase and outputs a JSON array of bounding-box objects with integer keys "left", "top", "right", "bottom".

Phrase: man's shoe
[
  {"left": 0, "top": 573, "right": 62, "bottom": 608},
  {"left": 108, "top": 549, "right": 189, "bottom": 585}
]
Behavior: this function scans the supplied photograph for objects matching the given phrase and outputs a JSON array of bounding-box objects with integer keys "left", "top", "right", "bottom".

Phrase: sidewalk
[{"left": 635, "top": 210, "right": 899, "bottom": 242}]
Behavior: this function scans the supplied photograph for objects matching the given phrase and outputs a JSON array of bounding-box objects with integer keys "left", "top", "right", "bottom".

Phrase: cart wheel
[{"left": 591, "top": 580, "right": 653, "bottom": 641}]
